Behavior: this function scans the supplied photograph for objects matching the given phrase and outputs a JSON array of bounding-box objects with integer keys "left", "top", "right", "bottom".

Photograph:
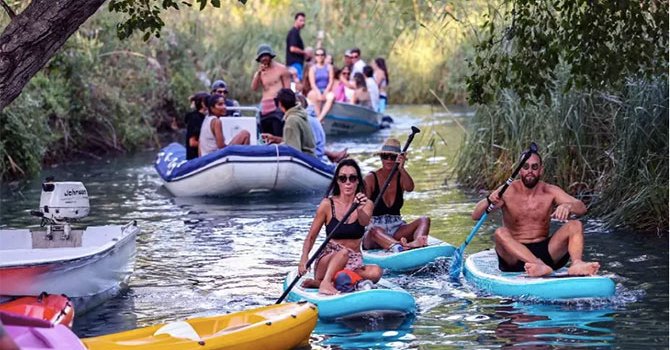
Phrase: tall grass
[
  {"left": 456, "top": 78, "right": 668, "bottom": 232},
  {"left": 0, "top": 0, "right": 486, "bottom": 179}
]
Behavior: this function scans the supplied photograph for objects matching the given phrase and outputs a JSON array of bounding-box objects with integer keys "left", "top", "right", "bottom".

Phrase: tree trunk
[{"left": 0, "top": 0, "right": 106, "bottom": 111}]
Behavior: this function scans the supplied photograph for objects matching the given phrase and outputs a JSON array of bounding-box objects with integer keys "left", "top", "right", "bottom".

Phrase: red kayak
[{"left": 0, "top": 292, "right": 74, "bottom": 327}]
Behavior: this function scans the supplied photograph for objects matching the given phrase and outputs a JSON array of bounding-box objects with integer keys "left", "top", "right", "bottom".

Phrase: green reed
[{"left": 456, "top": 78, "right": 668, "bottom": 232}]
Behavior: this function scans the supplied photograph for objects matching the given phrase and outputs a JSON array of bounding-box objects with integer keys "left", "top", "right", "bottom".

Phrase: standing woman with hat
[
  {"left": 251, "top": 44, "right": 291, "bottom": 137},
  {"left": 362, "top": 138, "right": 430, "bottom": 252}
]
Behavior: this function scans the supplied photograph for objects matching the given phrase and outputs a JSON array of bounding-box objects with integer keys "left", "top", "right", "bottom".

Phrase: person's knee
[
  {"left": 366, "top": 264, "right": 383, "bottom": 282},
  {"left": 565, "top": 220, "right": 583, "bottom": 234},
  {"left": 420, "top": 216, "right": 430, "bottom": 226}
]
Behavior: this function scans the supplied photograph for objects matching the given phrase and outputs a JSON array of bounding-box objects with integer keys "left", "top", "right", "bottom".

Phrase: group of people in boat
[{"left": 183, "top": 11, "right": 388, "bottom": 164}]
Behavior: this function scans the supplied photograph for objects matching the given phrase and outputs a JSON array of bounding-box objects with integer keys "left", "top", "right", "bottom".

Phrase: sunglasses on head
[
  {"left": 315, "top": 52, "right": 325, "bottom": 56},
  {"left": 522, "top": 163, "right": 540, "bottom": 171},
  {"left": 337, "top": 174, "right": 359, "bottom": 183},
  {"left": 380, "top": 153, "right": 397, "bottom": 161}
]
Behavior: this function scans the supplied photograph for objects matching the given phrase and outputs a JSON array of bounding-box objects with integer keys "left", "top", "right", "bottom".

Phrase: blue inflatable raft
[
  {"left": 281, "top": 271, "right": 416, "bottom": 320},
  {"left": 464, "top": 250, "right": 616, "bottom": 300},
  {"left": 155, "top": 143, "right": 334, "bottom": 197},
  {"left": 362, "top": 237, "right": 456, "bottom": 272}
]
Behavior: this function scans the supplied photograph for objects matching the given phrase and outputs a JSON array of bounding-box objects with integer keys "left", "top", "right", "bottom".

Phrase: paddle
[
  {"left": 276, "top": 126, "right": 421, "bottom": 304},
  {"left": 448, "top": 142, "right": 538, "bottom": 281}
]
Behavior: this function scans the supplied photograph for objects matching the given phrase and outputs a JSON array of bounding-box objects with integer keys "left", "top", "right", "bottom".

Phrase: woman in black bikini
[
  {"left": 362, "top": 138, "right": 430, "bottom": 252},
  {"left": 298, "top": 159, "right": 383, "bottom": 295}
]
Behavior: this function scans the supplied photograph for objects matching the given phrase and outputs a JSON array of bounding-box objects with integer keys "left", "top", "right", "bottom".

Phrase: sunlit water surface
[{"left": 1, "top": 105, "right": 667, "bottom": 349}]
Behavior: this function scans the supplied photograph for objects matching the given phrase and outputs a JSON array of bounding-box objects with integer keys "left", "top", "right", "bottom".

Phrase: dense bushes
[{"left": 0, "top": 1, "right": 482, "bottom": 180}]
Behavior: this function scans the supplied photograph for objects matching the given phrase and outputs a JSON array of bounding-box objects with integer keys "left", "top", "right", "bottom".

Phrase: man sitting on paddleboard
[
  {"left": 362, "top": 138, "right": 430, "bottom": 252},
  {"left": 473, "top": 149, "right": 600, "bottom": 277}
]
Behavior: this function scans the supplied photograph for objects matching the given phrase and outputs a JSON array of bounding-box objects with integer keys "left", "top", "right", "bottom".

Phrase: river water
[{"left": 1, "top": 105, "right": 667, "bottom": 349}]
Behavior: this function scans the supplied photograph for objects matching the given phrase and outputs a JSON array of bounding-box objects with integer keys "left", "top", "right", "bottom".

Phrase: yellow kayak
[{"left": 83, "top": 302, "right": 317, "bottom": 350}]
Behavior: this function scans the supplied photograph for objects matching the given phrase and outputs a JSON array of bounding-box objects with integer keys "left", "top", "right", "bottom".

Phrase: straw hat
[{"left": 376, "top": 138, "right": 401, "bottom": 155}]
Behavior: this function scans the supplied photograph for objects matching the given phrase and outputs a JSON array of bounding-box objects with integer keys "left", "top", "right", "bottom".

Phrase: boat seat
[
  {"left": 154, "top": 321, "right": 201, "bottom": 341},
  {"left": 211, "top": 322, "right": 252, "bottom": 337}
]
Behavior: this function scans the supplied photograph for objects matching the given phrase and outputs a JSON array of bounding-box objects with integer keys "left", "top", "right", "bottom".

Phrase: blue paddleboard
[
  {"left": 464, "top": 250, "right": 616, "bottom": 300},
  {"left": 282, "top": 271, "right": 416, "bottom": 320},
  {"left": 362, "top": 237, "right": 456, "bottom": 272}
]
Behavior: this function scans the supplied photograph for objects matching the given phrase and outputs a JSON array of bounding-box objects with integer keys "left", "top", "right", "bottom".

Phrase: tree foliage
[
  {"left": 108, "top": 0, "right": 246, "bottom": 40},
  {"left": 467, "top": 0, "right": 669, "bottom": 104}
]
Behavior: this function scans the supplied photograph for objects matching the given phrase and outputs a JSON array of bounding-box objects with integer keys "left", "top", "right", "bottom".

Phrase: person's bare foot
[
  {"left": 568, "top": 260, "right": 600, "bottom": 276},
  {"left": 400, "top": 236, "right": 428, "bottom": 250},
  {"left": 318, "top": 280, "right": 340, "bottom": 295},
  {"left": 301, "top": 278, "right": 320, "bottom": 289},
  {"left": 524, "top": 261, "right": 553, "bottom": 277}
]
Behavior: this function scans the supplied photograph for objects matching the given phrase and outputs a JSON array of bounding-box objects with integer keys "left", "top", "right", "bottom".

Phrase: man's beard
[{"left": 522, "top": 174, "right": 539, "bottom": 188}]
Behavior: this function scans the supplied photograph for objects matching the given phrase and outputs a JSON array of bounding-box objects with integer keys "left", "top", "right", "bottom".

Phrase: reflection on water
[{"left": 1, "top": 105, "right": 667, "bottom": 349}]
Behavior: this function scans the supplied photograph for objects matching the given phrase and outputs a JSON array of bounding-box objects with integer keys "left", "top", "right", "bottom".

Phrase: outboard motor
[{"left": 31, "top": 178, "right": 90, "bottom": 240}]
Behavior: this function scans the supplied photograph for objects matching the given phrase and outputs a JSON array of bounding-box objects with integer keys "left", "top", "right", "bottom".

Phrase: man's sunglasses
[
  {"left": 522, "top": 163, "right": 540, "bottom": 171},
  {"left": 215, "top": 89, "right": 228, "bottom": 94},
  {"left": 337, "top": 174, "right": 359, "bottom": 183},
  {"left": 380, "top": 153, "right": 397, "bottom": 161}
]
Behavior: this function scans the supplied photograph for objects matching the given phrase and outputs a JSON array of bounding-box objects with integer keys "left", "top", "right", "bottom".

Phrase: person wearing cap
[
  {"left": 286, "top": 12, "right": 306, "bottom": 81},
  {"left": 184, "top": 92, "right": 209, "bottom": 160},
  {"left": 343, "top": 50, "right": 353, "bottom": 69},
  {"left": 211, "top": 80, "right": 240, "bottom": 117},
  {"left": 362, "top": 138, "right": 430, "bottom": 252},
  {"left": 260, "top": 88, "right": 315, "bottom": 156},
  {"left": 473, "top": 149, "right": 599, "bottom": 277},
  {"left": 251, "top": 44, "right": 291, "bottom": 137},
  {"left": 298, "top": 158, "right": 383, "bottom": 295}
]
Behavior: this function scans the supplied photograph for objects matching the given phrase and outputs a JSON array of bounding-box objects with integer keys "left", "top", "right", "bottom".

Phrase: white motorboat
[
  {"left": 323, "top": 102, "right": 384, "bottom": 135},
  {"left": 0, "top": 181, "right": 138, "bottom": 311}
]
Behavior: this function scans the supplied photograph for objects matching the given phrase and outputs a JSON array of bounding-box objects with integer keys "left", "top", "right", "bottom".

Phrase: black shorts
[
  {"left": 497, "top": 237, "right": 569, "bottom": 272},
  {"left": 260, "top": 110, "right": 284, "bottom": 137}
]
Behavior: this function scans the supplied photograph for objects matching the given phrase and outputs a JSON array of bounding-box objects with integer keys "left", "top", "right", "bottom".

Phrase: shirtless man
[
  {"left": 472, "top": 150, "right": 600, "bottom": 277},
  {"left": 251, "top": 44, "right": 291, "bottom": 137}
]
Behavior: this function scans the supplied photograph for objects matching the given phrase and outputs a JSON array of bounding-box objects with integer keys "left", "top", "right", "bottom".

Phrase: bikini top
[
  {"left": 325, "top": 198, "right": 366, "bottom": 240},
  {"left": 371, "top": 171, "right": 403, "bottom": 216}
]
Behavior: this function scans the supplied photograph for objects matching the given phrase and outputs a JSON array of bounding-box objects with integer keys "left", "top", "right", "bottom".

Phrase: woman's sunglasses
[
  {"left": 380, "top": 153, "right": 397, "bottom": 161},
  {"left": 337, "top": 174, "right": 359, "bottom": 183}
]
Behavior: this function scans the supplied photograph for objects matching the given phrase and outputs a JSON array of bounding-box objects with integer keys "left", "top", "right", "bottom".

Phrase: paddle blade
[{"left": 448, "top": 248, "right": 464, "bottom": 280}]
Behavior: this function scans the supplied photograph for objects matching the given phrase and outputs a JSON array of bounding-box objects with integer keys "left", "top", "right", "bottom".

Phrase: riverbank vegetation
[
  {"left": 456, "top": 1, "right": 668, "bottom": 232},
  {"left": 0, "top": 0, "right": 483, "bottom": 179}
]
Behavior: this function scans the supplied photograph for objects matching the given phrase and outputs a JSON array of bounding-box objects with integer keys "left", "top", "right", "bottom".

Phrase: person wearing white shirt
[{"left": 363, "top": 65, "right": 380, "bottom": 112}]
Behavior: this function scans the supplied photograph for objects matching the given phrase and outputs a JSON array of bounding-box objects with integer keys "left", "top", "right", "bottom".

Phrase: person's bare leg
[
  {"left": 355, "top": 264, "right": 383, "bottom": 283},
  {"left": 548, "top": 220, "right": 600, "bottom": 276},
  {"left": 494, "top": 227, "right": 552, "bottom": 277},
  {"left": 325, "top": 149, "right": 348, "bottom": 163},
  {"left": 307, "top": 90, "right": 322, "bottom": 117},
  {"left": 319, "top": 249, "right": 348, "bottom": 295},
  {"left": 318, "top": 92, "right": 335, "bottom": 122},
  {"left": 363, "top": 227, "right": 399, "bottom": 250},
  {"left": 394, "top": 217, "right": 430, "bottom": 249},
  {"left": 229, "top": 130, "right": 251, "bottom": 145},
  {"left": 302, "top": 252, "right": 334, "bottom": 288}
]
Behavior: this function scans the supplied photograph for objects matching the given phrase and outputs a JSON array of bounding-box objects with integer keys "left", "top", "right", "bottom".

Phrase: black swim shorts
[{"left": 497, "top": 238, "right": 569, "bottom": 272}]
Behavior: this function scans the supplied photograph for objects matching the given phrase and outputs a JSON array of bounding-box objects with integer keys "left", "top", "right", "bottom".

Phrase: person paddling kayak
[{"left": 472, "top": 147, "right": 600, "bottom": 277}]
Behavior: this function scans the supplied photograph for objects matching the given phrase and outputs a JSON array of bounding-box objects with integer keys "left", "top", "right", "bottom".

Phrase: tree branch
[{"left": 0, "top": 0, "right": 16, "bottom": 19}]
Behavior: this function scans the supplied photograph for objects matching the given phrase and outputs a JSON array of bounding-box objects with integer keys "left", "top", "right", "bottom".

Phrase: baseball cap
[
  {"left": 344, "top": 49, "right": 353, "bottom": 57},
  {"left": 211, "top": 80, "right": 228, "bottom": 92}
]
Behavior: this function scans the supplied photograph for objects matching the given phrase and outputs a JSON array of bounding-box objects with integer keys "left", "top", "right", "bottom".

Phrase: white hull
[
  {"left": 0, "top": 223, "right": 138, "bottom": 300},
  {"left": 164, "top": 154, "right": 332, "bottom": 197}
]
